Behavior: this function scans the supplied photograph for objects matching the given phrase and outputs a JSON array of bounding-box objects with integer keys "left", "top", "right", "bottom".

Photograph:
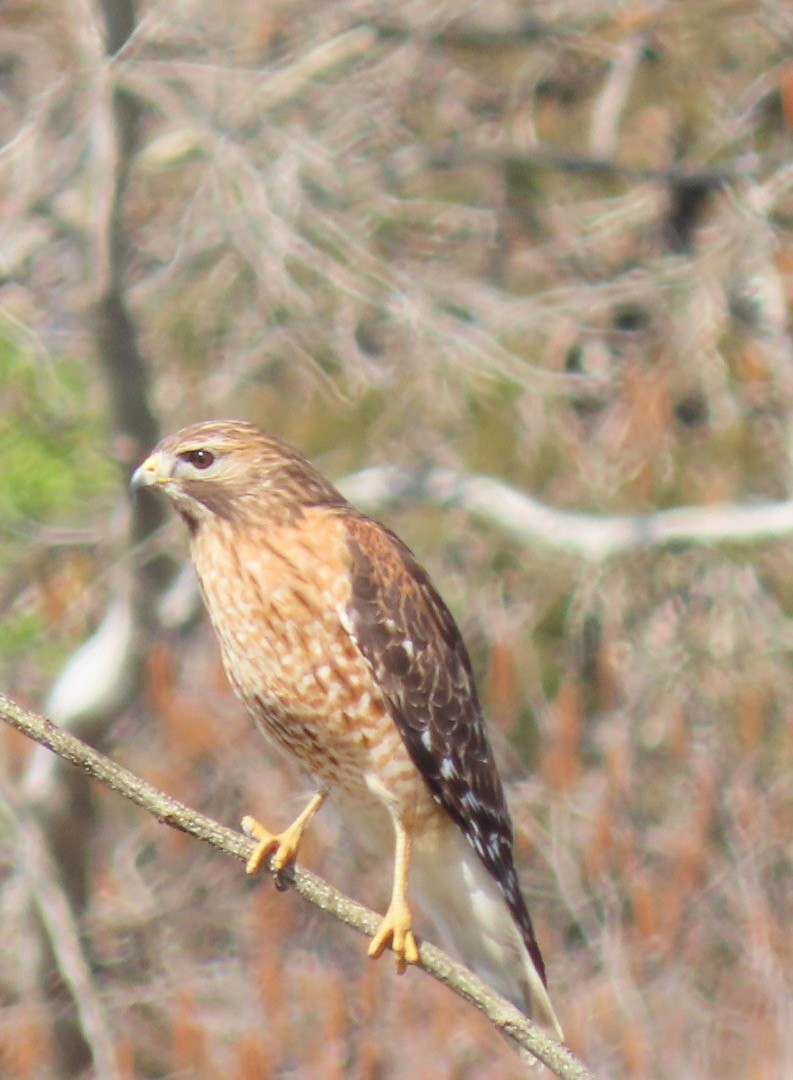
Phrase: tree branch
[
  {"left": 340, "top": 466, "right": 793, "bottom": 561},
  {"left": 403, "top": 141, "right": 759, "bottom": 188},
  {"left": 0, "top": 691, "right": 594, "bottom": 1080}
]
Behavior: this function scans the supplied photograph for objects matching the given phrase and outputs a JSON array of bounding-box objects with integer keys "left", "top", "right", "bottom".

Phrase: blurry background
[{"left": 1, "top": 1, "right": 793, "bottom": 1077}]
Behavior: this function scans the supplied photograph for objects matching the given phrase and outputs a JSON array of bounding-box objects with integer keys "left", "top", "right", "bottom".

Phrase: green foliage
[
  {"left": 0, "top": 323, "right": 117, "bottom": 674},
  {"left": 0, "top": 323, "right": 115, "bottom": 534}
]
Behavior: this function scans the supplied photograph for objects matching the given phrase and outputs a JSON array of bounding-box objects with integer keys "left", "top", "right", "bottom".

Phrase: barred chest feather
[{"left": 190, "top": 509, "right": 436, "bottom": 824}]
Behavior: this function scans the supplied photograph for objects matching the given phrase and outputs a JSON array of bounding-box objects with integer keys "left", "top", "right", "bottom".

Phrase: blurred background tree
[{"left": 1, "top": 1, "right": 793, "bottom": 1077}]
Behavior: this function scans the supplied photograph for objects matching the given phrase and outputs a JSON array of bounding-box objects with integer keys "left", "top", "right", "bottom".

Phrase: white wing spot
[
  {"left": 486, "top": 838, "right": 502, "bottom": 861},
  {"left": 440, "top": 757, "right": 457, "bottom": 780}
]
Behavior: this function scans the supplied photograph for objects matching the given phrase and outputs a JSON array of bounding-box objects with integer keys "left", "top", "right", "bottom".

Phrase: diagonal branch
[{"left": 0, "top": 691, "right": 594, "bottom": 1080}]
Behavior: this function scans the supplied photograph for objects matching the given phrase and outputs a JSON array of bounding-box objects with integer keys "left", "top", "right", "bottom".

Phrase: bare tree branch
[
  {"left": 366, "top": 11, "right": 581, "bottom": 48},
  {"left": 589, "top": 33, "right": 646, "bottom": 158},
  {"left": 393, "top": 141, "right": 764, "bottom": 201},
  {"left": 340, "top": 466, "right": 793, "bottom": 561},
  {"left": 0, "top": 691, "right": 594, "bottom": 1080}
]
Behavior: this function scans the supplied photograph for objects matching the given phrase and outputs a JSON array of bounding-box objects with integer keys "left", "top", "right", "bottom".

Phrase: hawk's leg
[
  {"left": 242, "top": 792, "right": 327, "bottom": 876},
  {"left": 367, "top": 821, "right": 421, "bottom": 974}
]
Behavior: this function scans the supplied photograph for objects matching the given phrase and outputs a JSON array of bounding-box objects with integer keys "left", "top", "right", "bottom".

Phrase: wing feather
[{"left": 342, "top": 513, "right": 547, "bottom": 985}]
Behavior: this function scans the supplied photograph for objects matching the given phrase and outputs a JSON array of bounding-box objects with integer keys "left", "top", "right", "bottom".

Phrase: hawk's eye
[{"left": 181, "top": 448, "right": 215, "bottom": 470}]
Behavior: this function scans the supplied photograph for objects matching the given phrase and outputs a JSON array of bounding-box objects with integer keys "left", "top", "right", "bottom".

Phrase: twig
[
  {"left": 401, "top": 141, "right": 758, "bottom": 188},
  {"left": 128, "top": 26, "right": 377, "bottom": 111},
  {"left": 0, "top": 691, "right": 594, "bottom": 1080},
  {"left": 589, "top": 33, "right": 646, "bottom": 158},
  {"left": 366, "top": 13, "right": 558, "bottom": 49}
]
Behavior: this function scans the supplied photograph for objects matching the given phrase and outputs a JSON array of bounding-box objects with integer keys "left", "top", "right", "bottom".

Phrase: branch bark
[{"left": 0, "top": 691, "right": 594, "bottom": 1080}]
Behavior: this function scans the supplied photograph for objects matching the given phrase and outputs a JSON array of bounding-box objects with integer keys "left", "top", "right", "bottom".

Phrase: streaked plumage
[{"left": 132, "top": 420, "right": 562, "bottom": 1037}]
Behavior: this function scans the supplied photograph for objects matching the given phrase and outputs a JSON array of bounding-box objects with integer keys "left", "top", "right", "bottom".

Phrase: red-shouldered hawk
[{"left": 132, "top": 420, "right": 562, "bottom": 1037}]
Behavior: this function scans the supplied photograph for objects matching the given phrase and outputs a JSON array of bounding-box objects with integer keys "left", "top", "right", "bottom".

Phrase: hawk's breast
[{"left": 190, "top": 509, "right": 440, "bottom": 828}]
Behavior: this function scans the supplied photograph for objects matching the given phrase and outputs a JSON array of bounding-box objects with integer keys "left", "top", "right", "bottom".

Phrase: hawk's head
[{"left": 131, "top": 420, "right": 345, "bottom": 531}]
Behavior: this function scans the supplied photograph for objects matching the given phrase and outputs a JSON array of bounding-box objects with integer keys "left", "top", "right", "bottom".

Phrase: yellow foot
[
  {"left": 367, "top": 899, "right": 421, "bottom": 975},
  {"left": 241, "top": 815, "right": 304, "bottom": 878},
  {"left": 241, "top": 793, "right": 326, "bottom": 878}
]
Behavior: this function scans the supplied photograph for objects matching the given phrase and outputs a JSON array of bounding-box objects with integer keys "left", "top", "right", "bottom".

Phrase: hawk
[{"left": 132, "top": 420, "right": 562, "bottom": 1037}]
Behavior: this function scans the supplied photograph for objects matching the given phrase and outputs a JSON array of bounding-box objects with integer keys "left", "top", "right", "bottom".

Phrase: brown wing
[{"left": 342, "top": 513, "right": 547, "bottom": 984}]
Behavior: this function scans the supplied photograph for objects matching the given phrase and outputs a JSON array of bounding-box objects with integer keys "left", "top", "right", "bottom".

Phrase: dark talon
[{"left": 273, "top": 866, "right": 293, "bottom": 892}]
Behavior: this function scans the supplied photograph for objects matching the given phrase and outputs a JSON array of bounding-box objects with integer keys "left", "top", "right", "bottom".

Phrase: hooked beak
[{"left": 130, "top": 452, "right": 170, "bottom": 490}]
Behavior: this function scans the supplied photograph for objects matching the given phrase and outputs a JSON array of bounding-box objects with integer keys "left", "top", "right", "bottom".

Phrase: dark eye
[{"left": 181, "top": 448, "right": 215, "bottom": 470}]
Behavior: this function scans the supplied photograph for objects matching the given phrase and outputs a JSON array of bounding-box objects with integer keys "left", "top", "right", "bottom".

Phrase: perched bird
[{"left": 132, "top": 420, "right": 562, "bottom": 1037}]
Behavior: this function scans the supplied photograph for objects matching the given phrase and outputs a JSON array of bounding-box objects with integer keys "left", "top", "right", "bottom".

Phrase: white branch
[{"left": 340, "top": 466, "right": 793, "bottom": 561}]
